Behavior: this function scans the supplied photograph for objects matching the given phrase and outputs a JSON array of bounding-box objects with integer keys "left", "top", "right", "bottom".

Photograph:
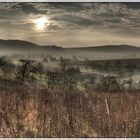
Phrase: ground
[{"left": 0, "top": 80, "right": 139, "bottom": 138}]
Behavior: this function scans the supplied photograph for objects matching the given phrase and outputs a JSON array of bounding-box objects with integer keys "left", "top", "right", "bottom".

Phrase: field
[
  {"left": 0, "top": 79, "right": 139, "bottom": 138},
  {"left": 0, "top": 56, "right": 139, "bottom": 137},
  {"left": 1, "top": 2, "right": 140, "bottom": 138}
]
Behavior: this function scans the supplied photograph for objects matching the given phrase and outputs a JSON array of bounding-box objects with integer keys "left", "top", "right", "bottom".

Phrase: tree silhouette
[
  {"left": 17, "top": 59, "right": 35, "bottom": 82},
  {"left": 0, "top": 56, "right": 15, "bottom": 79}
]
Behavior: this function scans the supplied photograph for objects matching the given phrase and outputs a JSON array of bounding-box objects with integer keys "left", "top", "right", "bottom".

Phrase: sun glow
[{"left": 34, "top": 17, "right": 48, "bottom": 30}]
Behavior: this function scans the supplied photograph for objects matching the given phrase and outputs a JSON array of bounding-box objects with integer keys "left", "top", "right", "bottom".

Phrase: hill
[
  {"left": 67, "top": 45, "right": 140, "bottom": 53},
  {"left": 0, "top": 39, "right": 62, "bottom": 51},
  {"left": 0, "top": 39, "right": 140, "bottom": 59}
]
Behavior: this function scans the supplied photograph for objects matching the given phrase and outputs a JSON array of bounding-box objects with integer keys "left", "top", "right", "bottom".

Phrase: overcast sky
[{"left": 0, "top": 3, "right": 140, "bottom": 47}]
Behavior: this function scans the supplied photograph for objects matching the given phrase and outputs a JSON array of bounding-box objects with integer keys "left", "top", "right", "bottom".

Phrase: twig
[{"left": 105, "top": 98, "right": 110, "bottom": 115}]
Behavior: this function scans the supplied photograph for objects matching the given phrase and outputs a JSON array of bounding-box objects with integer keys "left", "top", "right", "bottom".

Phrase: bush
[{"left": 95, "top": 75, "right": 120, "bottom": 92}]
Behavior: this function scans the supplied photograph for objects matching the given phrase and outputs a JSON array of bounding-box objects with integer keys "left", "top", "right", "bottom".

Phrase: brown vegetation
[{"left": 0, "top": 80, "right": 139, "bottom": 138}]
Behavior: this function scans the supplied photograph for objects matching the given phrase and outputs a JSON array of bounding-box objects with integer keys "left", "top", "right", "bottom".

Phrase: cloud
[{"left": 0, "top": 3, "right": 140, "bottom": 47}]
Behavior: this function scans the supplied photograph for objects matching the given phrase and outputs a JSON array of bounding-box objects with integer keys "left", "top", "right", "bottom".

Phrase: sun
[{"left": 34, "top": 17, "right": 48, "bottom": 30}]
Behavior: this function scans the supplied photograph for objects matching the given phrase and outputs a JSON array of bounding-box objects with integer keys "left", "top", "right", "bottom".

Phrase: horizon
[
  {"left": 0, "top": 38, "right": 139, "bottom": 48},
  {"left": 0, "top": 3, "right": 140, "bottom": 47}
]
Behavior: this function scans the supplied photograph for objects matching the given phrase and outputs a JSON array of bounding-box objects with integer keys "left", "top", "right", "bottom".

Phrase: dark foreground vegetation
[
  {"left": 0, "top": 55, "right": 139, "bottom": 137},
  {"left": 0, "top": 80, "right": 140, "bottom": 137}
]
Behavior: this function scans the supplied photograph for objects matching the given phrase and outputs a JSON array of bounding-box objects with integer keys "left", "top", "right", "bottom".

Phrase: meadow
[
  {"left": 0, "top": 55, "right": 139, "bottom": 137},
  {"left": 0, "top": 81, "right": 139, "bottom": 137}
]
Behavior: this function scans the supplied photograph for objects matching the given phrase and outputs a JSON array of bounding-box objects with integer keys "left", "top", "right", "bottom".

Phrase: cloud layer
[{"left": 0, "top": 3, "right": 140, "bottom": 47}]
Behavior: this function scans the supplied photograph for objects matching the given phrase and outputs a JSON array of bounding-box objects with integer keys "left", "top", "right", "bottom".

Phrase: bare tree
[
  {"left": 16, "top": 59, "right": 35, "bottom": 82},
  {"left": 0, "top": 56, "right": 15, "bottom": 79},
  {"left": 125, "top": 63, "right": 136, "bottom": 92},
  {"left": 58, "top": 57, "right": 68, "bottom": 72}
]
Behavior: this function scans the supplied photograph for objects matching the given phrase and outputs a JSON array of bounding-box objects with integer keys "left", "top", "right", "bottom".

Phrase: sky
[{"left": 0, "top": 2, "right": 140, "bottom": 48}]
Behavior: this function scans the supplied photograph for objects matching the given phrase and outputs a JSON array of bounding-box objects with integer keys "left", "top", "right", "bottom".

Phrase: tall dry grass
[{"left": 0, "top": 81, "right": 139, "bottom": 137}]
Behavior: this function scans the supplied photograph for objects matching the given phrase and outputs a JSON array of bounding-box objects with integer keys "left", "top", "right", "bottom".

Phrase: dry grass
[{"left": 0, "top": 81, "right": 139, "bottom": 138}]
